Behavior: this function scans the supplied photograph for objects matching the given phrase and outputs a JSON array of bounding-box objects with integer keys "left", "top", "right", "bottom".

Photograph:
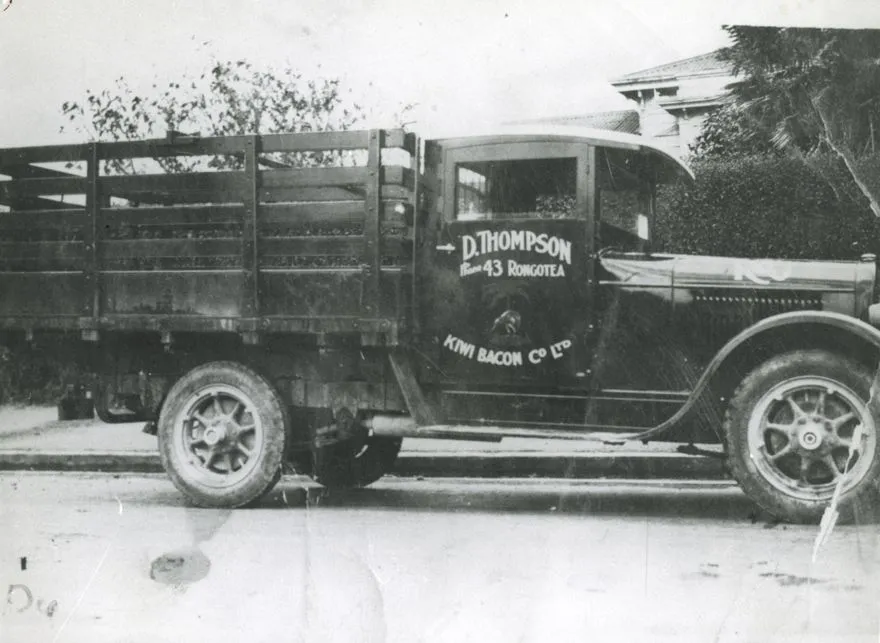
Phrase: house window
[{"left": 455, "top": 158, "right": 577, "bottom": 221}]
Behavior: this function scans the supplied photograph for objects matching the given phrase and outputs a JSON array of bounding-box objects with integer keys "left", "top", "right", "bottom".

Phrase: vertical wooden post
[
  {"left": 241, "top": 135, "right": 261, "bottom": 344},
  {"left": 81, "top": 143, "right": 101, "bottom": 341},
  {"left": 361, "top": 129, "right": 383, "bottom": 321},
  {"left": 409, "top": 134, "right": 421, "bottom": 340}
]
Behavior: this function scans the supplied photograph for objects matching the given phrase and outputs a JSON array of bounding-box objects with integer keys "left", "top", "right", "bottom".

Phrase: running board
[{"left": 364, "top": 415, "right": 642, "bottom": 444}]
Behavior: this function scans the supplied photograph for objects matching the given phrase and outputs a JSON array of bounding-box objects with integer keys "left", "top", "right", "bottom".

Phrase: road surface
[{"left": 2, "top": 473, "right": 878, "bottom": 643}]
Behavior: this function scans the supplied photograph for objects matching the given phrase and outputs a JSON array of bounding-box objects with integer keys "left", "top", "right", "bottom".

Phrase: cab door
[{"left": 420, "top": 139, "right": 594, "bottom": 388}]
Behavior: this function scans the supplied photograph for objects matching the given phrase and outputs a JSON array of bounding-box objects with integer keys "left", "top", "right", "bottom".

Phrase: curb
[{"left": 0, "top": 450, "right": 728, "bottom": 480}]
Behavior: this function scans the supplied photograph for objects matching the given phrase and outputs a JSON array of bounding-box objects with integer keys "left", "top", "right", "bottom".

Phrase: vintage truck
[{"left": 1, "top": 125, "right": 879, "bottom": 523}]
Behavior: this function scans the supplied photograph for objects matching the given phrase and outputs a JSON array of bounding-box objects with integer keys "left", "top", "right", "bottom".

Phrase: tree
[
  {"left": 689, "top": 100, "right": 778, "bottom": 159},
  {"left": 720, "top": 26, "right": 880, "bottom": 217},
  {"left": 60, "top": 59, "right": 365, "bottom": 174}
]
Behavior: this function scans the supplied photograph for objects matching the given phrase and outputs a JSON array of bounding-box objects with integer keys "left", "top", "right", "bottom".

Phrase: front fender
[{"left": 634, "top": 311, "right": 880, "bottom": 441}]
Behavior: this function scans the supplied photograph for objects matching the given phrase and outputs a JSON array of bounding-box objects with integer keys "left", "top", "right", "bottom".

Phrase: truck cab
[{"left": 414, "top": 127, "right": 694, "bottom": 432}]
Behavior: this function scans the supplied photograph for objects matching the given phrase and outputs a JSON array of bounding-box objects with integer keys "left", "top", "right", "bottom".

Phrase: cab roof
[{"left": 428, "top": 123, "right": 694, "bottom": 181}]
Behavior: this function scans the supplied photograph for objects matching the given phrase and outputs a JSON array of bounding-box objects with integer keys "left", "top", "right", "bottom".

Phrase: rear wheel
[
  {"left": 725, "top": 350, "right": 880, "bottom": 524},
  {"left": 310, "top": 437, "right": 402, "bottom": 489},
  {"left": 158, "top": 361, "right": 288, "bottom": 508}
]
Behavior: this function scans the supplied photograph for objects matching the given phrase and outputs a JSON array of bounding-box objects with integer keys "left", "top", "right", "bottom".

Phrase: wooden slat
[
  {"left": 3, "top": 197, "right": 77, "bottom": 211},
  {"left": 0, "top": 273, "right": 84, "bottom": 317},
  {"left": 259, "top": 166, "right": 367, "bottom": 189},
  {"left": 0, "top": 176, "right": 86, "bottom": 198},
  {"left": 100, "top": 238, "right": 241, "bottom": 259},
  {"left": 260, "top": 130, "right": 371, "bottom": 153},
  {"left": 0, "top": 209, "right": 84, "bottom": 230},
  {"left": 0, "top": 164, "right": 83, "bottom": 180},
  {"left": 100, "top": 171, "right": 243, "bottom": 194},
  {"left": 260, "top": 202, "right": 364, "bottom": 227},
  {"left": 362, "top": 130, "right": 383, "bottom": 318},
  {"left": 0, "top": 316, "right": 81, "bottom": 331},
  {"left": 260, "top": 236, "right": 364, "bottom": 257},
  {"left": 0, "top": 241, "right": 83, "bottom": 260},
  {"left": 93, "top": 201, "right": 406, "bottom": 230},
  {"left": 83, "top": 143, "right": 101, "bottom": 321},
  {"left": 242, "top": 135, "right": 260, "bottom": 318},
  {"left": 259, "top": 186, "right": 365, "bottom": 203},
  {"left": 103, "top": 205, "right": 243, "bottom": 227},
  {"left": 259, "top": 236, "right": 410, "bottom": 257},
  {"left": 382, "top": 237, "right": 411, "bottom": 257},
  {"left": 384, "top": 130, "right": 417, "bottom": 155},
  {"left": 0, "top": 144, "right": 89, "bottom": 167},
  {"left": 97, "top": 130, "right": 374, "bottom": 159},
  {"left": 259, "top": 270, "right": 363, "bottom": 317},
  {"left": 260, "top": 270, "right": 406, "bottom": 319},
  {"left": 381, "top": 202, "right": 412, "bottom": 228},
  {"left": 380, "top": 185, "right": 412, "bottom": 200},
  {"left": 382, "top": 166, "right": 415, "bottom": 189},
  {"left": 0, "top": 129, "right": 391, "bottom": 167},
  {"left": 101, "top": 271, "right": 243, "bottom": 317},
  {"left": 99, "top": 136, "right": 245, "bottom": 160},
  {"left": 104, "top": 190, "right": 247, "bottom": 206}
]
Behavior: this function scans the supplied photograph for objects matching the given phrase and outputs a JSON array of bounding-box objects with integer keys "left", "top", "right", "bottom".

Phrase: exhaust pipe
[
  {"left": 364, "top": 414, "right": 417, "bottom": 436},
  {"left": 364, "top": 414, "right": 502, "bottom": 442}
]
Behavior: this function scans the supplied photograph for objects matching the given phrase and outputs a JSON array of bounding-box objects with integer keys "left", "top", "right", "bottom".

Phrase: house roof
[
  {"left": 506, "top": 110, "right": 640, "bottom": 134},
  {"left": 611, "top": 50, "right": 732, "bottom": 85}
]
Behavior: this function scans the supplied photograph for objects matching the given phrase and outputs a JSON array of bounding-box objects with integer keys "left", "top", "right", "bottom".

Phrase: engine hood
[{"left": 599, "top": 252, "right": 877, "bottom": 317}]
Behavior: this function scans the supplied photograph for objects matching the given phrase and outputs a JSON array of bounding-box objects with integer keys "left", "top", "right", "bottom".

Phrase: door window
[
  {"left": 455, "top": 157, "right": 577, "bottom": 221},
  {"left": 596, "top": 148, "right": 653, "bottom": 250}
]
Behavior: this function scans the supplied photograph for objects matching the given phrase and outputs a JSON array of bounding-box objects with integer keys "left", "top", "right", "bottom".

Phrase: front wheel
[
  {"left": 158, "top": 362, "right": 288, "bottom": 508},
  {"left": 725, "top": 350, "right": 880, "bottom": 524}
]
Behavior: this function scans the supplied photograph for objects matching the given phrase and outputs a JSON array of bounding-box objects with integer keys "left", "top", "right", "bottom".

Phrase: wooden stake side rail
[{"left": 0, "top": 129, "right": 417, "bottom": 345}]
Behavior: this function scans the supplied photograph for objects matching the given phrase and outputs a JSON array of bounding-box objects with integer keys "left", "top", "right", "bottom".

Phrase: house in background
[
  {"left": 610, "top": 50, "right": 736, "bottom": 155},
  {"left": 515, "top": 50, "right": 737, "bottom": 157}
]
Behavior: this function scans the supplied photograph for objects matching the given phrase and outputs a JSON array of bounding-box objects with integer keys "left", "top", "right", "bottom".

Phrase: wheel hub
[
  {"left": 795, "top": 418, "right": 826, "bottom": 452},
  {"left": 202, "top": 423, "right": 228, "bottom": 446}
]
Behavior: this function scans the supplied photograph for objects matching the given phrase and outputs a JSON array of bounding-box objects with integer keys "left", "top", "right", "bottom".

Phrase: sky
[{"left": 2, "top": 0, "right": 880, "bottom": 146}]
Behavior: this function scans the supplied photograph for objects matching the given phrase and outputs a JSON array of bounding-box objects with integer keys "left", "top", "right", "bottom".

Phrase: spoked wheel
[
  {"left": 158, "top": 362, "right": 288, "bottom": 508},
  {"left": 725, "top": 350, "right": 880, "bottom": 524}
]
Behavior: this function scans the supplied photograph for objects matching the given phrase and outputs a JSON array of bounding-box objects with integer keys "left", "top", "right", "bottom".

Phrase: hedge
[
  {"left": 0, "top": 342, "right": 81, "bottom": 405},
  {"left": 655, "top": 154, "right": 880, "bottom": 260}
]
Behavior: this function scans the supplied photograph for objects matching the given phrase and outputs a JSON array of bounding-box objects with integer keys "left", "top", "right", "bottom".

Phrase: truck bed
[{"left": 0, "top": 129, "right": 417, "bottom": 344}]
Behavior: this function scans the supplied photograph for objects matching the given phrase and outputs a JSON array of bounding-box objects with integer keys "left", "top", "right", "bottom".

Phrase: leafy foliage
[
  {"left": 719, "top": 26, "right": 880, "bottom": 216},
  {"left": 60, "top": 60, "right": 364, "bottom": 174},
  {"left": 689, "top": 101, "right": 778, "bottom": 159},
  {"left": 655, "top": 155, "right": 880, "bottom": 260},
  {"left": 0, "top": 342, "right": 81, "bottom": 405}
]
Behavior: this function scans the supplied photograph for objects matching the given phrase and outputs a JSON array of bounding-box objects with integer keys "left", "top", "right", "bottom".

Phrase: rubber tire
[
  {"left": 310, "top": 437, "right": 402, "bottom": 489},
  {"left": 724, "top": 349, "right": 880, "bottom": 524},
  {"left": 158, "top": 361, "right": 289, "bottom": 508}
]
